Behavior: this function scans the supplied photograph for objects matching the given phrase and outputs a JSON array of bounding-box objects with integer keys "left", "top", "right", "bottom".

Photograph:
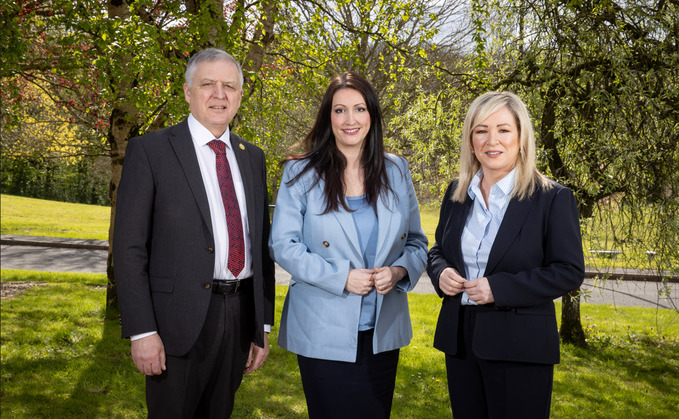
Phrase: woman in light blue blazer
[{"left": 269, "top": 72, "right": 428, "bottom": 418}]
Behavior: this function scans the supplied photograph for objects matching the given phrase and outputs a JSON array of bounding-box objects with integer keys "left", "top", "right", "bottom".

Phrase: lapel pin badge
[{"left": 239, "top": 143, "right": 245, "bottom": 150}]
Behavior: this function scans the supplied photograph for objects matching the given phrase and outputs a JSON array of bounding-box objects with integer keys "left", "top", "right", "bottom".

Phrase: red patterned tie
[{"left": 207, "top": 140, "right": 245, "bottom": 277}]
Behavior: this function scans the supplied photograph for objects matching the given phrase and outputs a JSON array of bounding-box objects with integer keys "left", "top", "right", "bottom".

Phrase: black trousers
[
  {"left": 297, "top": 329, "right": 400, "bottom": 419},
  {"left": 145, "top": 290, "right": 254, "bottom": 419},
  {"left": 445, "top": 305, "right": 553, "bottom": 419}
]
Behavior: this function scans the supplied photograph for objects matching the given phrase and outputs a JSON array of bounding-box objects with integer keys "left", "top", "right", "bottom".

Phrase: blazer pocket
[
  {"left": 150, "top": 276, "right": 175, "bottom": 293},
  {"left": 472, "top": 311, "right": 560, "bottom": 364},
  {"left": 515, "top": 305, "right": 553, "bottom": 315}
]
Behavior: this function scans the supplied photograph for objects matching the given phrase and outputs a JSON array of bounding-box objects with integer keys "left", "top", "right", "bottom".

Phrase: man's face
[{"left": 184, "top": 60, "right": 243, "bottom": 138}]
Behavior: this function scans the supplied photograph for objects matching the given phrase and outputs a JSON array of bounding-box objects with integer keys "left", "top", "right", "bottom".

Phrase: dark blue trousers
[
  {"left": 298, "top": 329, "right": 400, "bottom": 419},
  {"left": 445, "top": 305, "right": 554, "bottom": 419}
]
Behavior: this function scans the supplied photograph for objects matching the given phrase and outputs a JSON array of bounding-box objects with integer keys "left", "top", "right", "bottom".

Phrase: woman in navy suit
[
  {"left": 270, "top": 72, "right": 428, "bottom": 418},
  {"left": 428, "top": 91, "right": 585, "bottom": 418}
]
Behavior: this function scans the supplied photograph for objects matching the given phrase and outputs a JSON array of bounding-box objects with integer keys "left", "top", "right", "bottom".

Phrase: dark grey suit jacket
[
  {"left": 427, "top": 179, "right": 584, "bottom": 364},
  {"left": 113, "top": 119, "right": 275, "bottom": 356}
]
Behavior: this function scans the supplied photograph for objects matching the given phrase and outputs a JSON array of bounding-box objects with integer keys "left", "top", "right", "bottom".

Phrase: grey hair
[{"left": 184, "top": 48, "right": 244, "bottom": 89}]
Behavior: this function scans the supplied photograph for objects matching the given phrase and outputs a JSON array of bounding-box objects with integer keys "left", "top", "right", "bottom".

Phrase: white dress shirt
[{"left": 187, "top": 114, "right": 253, "bottom": 280}]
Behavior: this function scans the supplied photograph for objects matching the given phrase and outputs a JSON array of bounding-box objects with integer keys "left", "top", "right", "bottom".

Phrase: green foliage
[
  {"left": 1, "top": 0, "right": 271, "bottom": 151},
  {"left": 0, "top": 1, "right": 26, "bottom": 79},
  {"left": 387, "top": 84, "right": 467, "bottom": 200},
  {"left": 2, "top": 1, "right": 112, "bottom": 141},
  {"left": 469, "top": 0, "right": 491, "bottom": 91},
  {"left": 3, "top": 0, "right": 679, "bottom": 322},
  {"left": 239, "top": 0, "right": 461, "bottom": 191},
  {"left": 1, "top": 271, "right": 678, "bottom": 418},
  {"left": 1, "top": 156, "right": 110, "bottom": 205},
  {"left": 494, "top": 0, "right": 679, "bottom": 205},
  {"left": 581, "top": 200, "right": 679, "bottom": 274}
]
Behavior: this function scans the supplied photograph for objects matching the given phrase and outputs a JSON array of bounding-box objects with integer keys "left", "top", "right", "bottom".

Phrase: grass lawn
[
  {"left": 2, "top": 270, "right": 678, "bottom": 418},
  {"left": 2, "top": 194, "right": 678, "bottom": 416},
  {"left": 1, "top": 195, "right": 110, "bottom": 240},
  {"left": 1, "top": 194, "right": 437, "bottom": 245}
]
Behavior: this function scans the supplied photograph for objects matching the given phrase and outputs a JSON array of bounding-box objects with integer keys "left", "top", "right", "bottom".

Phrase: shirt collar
[
  {"left": 467, "top": 168, "right": 517, "bottom": 201},
  {"left": 187, "top": 114, "right": 231, "bottom": 149}
]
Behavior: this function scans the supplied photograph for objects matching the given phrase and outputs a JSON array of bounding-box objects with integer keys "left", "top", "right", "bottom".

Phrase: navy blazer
[
  {"left": 427, "top": 179, "right": 584, "bottom": 364},
  {"left": 113, "top": 119, "right": 276, "bottom": 356}
]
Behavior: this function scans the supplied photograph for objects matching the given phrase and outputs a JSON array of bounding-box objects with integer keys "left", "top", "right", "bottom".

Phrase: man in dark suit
[{"left": 113, "top": 48, "right": 275, "bottom": 418}]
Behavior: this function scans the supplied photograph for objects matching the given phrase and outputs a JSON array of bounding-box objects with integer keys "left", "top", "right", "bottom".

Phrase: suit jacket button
[
  {"left": 204, "top": 283, "right": 211, "bottom": 289},
  {"left": 323, "top": 241, "right": 330, "bottom": 247},
  {"left": 401, "top": 234, "right": 406, "bottom": 240},
  {"left": 208, "top": 247, "right": 214, "bottom": 253}
]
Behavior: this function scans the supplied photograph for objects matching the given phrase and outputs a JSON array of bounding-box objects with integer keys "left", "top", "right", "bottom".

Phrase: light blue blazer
[{"left": 270, "top": 154, "right": 428, "bottom": 362}]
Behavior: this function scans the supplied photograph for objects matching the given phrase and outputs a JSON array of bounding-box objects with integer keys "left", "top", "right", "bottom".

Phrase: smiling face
[
  {"left": 183, "top": 59, "right": 242, "bottom": 138},
  {"left": 472, "top": 106, "right": 520, "bottom": 183},
  {"left": 330, "top": 88, "right": 371, "bottom": 153}
]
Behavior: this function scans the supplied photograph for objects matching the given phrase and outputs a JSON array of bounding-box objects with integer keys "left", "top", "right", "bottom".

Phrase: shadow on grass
[
  {"left": 70, "top": 308, "right": 305, "bottom": 417},
  {"left": 392, "top": 349, "right": 450, "bottom": 418},
  {"left": 232, "top": 341, "right": 308, "bottom": 418},
  {"left": 64, "top": 313, "right": 308, "bottom": 418},
  {"left": 63, "top": 311, "right": 146, "bottom": 417},
  {"left": 1, "top": 283, "right": 145, "bottom": 418}
]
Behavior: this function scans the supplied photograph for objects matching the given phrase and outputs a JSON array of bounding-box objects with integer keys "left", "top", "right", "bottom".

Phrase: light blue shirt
[
  {"left": 346, "top": 195, "right": 378, "bottom": 331},
  {"left": 460, "top": 169, "right": 516, "bottom": 305}
]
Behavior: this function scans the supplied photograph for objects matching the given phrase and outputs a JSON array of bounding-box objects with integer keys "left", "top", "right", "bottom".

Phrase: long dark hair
[{"left": 285, "top": 72, "right": 394, "bottom": 214}]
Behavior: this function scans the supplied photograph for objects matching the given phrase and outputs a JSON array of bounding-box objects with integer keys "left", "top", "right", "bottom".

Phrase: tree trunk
[
  {"left": 560, "top": 287, "right": 587, "bottom": 347},
  {"left": 541, "top": 84, "right": 587, "bottom": 347},
  {"left": 242, "top": 0, "right": 277, "bottom": 80},
  {"left": 105, "top": 104, "right": 138, "bottom": 316},
  {"left": 104, "top": 0, "right": 139, "bottom": 316}
]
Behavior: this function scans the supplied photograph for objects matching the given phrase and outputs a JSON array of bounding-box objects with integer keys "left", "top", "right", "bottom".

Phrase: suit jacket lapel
[
  {"left": 374, "top": 194, "right": 394, "bottom": 265},
  {"left": 450, "top": 197, "right": 473, "bottom": 271},
  {"left": 332, "top": 206, "right": 363, "bottom": 261},
  {"left": 485, "top": 197, "right": 534, "bottom": 274},
  {"left": 230, "top": 133, "right": 257, "bottom": 242},
  {"left": 168, "top": 120, "right": 213, "bottom": 236}
]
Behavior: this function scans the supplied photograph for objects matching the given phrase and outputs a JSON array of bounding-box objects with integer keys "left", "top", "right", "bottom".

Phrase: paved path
[{"left": 1, "top": 235, "right": 677, "bottom": 310}]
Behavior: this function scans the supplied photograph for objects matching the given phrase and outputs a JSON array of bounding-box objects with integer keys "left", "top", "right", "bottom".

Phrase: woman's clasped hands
[
  {"left": 438, "top": 267, "right": 494, "bottom": 304},
  {"left": 345, "top": 266, "right": 407, "bottom": 295}
]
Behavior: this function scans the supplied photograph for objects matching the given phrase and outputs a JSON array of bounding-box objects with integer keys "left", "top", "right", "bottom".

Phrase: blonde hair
[{"left": 452, "top": 91, "right": 552, "bottom": 202}]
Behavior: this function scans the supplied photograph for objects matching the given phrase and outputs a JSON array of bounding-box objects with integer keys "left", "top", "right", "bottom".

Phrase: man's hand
[
  {"left": 345, "top": 268, "right": 375, "bottom": 295},
  {"left": 465, "top": 277, "right": 495, "bottom": 305},
  {"left": 373, "top": 266, "right": 406, "bottom": 295},
  {"left": 131, "top": 333, "right": 166, "bottom": 376},
  {"left": 438, "top": 267, "right": 466, "bottom": 296},
  {"left": 244, "top": 334, "right": 269, "bottom": 374}
]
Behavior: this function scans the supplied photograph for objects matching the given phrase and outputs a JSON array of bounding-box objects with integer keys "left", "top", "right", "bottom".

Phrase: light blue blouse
[
  {"left": 346, "top": 195, "right": 378, "bottom": 331},
  {"left": 460, "top": 169, "right": 516, "bottom": 305}
]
